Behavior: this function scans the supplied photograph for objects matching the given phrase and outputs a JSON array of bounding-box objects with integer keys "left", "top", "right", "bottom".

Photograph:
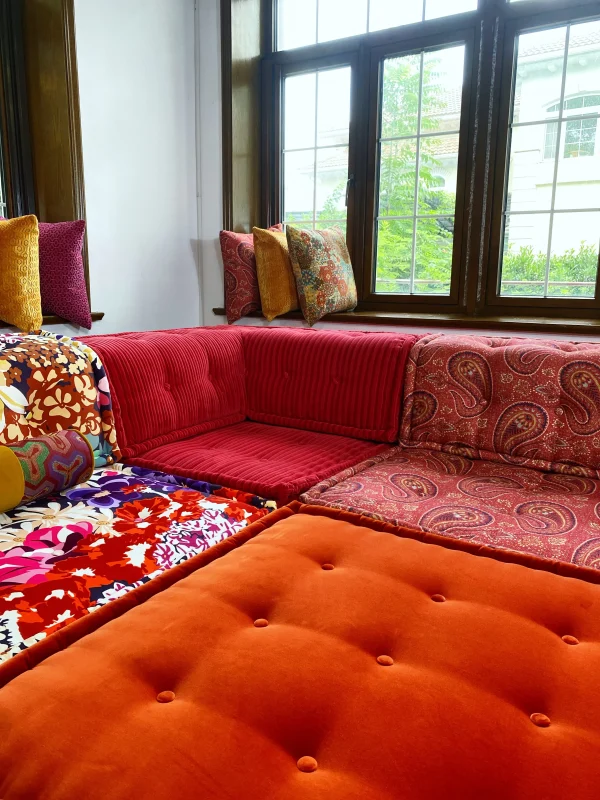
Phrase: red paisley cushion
[
  {"left": 400, "top": 333, "right": 600, "bottom": 478},
  {"left": 302, "top": 445, "right": 600, "bottom": 570},
  {"left": 220, "top": 225, "right": 282, "bottom": 324}
]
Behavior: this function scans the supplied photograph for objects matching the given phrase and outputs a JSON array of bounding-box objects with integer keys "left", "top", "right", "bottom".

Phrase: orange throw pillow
[
  {"left": 253, "top": 226, "right": 299, "bottom": 321},
  {"left": 0, "top": 215, "right": 42, "bottom": 331}
]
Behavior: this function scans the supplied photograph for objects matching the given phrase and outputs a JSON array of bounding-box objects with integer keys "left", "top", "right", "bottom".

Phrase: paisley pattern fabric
[
  {"left": 0, "top": 464, "right": 274, "bottom": 662},
  {"left": 302, "top": 445, "right": 600, "bottom": 570},
  {"left": 400, "top": 334, "right": 600, "bottom": 478},
  {"left": 0, "top": 331, "right": 120, "bottom": 467}
]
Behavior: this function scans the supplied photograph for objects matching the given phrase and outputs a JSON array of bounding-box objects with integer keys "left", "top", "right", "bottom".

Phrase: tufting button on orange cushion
[
  {"left": 562, "top": 635, "right": 579, "bottom": 645},
  {"left": 156, "top": 691, "right": 175, "bottom": 704},
  {"left": 530, "top": 713, "right": 551, "bottom": 728},
  {"left": 431, "top": 594, "right": 446, "bottom": 603},
  {"left": 377, "top": 655, "right": 394, "bottom": 666},
  {"left": 254, "top": 618, "right": 269, "bottom": 628},
  {"left": 297, "top": 756, "right": 318, "bottom": 773},
  {"left": 322, "top": 563, "right": 335, "bottom": 571}
]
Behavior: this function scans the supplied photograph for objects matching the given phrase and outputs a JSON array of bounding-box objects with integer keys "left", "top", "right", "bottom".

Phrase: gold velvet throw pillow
[
  {"left": 0, "top": 216, "right": 42, "bottom": 331},
  {"left": 253, "top": 227, "right": 299, "bottom": 321}
]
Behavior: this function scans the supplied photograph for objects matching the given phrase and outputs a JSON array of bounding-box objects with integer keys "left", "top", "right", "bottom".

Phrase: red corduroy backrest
[
  {"left": 242, "top": 327, "right": 417, "bottom": 442},
  {"left": 82, "top": 327, "right": 247, "bottom": 459}
]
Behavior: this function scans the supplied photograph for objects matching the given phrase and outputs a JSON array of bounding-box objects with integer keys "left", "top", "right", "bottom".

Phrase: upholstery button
[
  {"left": 530, "top": 713, "right": 551, "bottom": 728},
  {"left": 322, "top": 563, "right": 335, "bottom": 571},
  {"left": 377, "top": 655, "right": 394, "bottom": 666},
  {"left": 164, "top": 383, "right": 171, "bottom": 392},
  {"left": 157, "top": 691, "right": 175, "bottom": 704},
  {"left": 562, "top": 635, "right": 579, "bottom": 646},
  {"left": 254, "top": 618, "right": 269, "bottom": 628},
  {"left": 431, "top": 594, "right": 446, "bottom": 603},
  {"left": 297, "top": 756, "right": 318, "bottom": 773}
]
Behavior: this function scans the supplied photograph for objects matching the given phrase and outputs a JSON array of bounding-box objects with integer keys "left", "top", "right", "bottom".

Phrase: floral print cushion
[
  {"left": 0, "top": 331, "right": 120, "bottom": 467},
  {"left": 286, "top": 226, "right": 357, "bottom": 326},
  {"left": 301, "top": 446, "right": 600, "bottom": 570},
  {"left": 0, "top": 464, "right": 275, "bottom": 662},
  {"left": 401, "top": 333, "right": 600, "bottom": 478}
]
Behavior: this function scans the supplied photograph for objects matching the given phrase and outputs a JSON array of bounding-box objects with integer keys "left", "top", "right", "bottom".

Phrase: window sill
[
  {"left": 212, "top": 307, "right": 600, "bottom": 336},
  {"left": 0, "top": 311, "right": 105, "bottom": 329}
]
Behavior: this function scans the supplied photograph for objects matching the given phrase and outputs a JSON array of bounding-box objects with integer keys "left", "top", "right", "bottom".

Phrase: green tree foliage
[{"left": 501, "top": 243, "right": 597, "bottom": 298}]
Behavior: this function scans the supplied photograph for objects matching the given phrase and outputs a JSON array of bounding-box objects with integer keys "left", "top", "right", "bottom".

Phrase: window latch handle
[{"left": 345, "top": 174, "right": 355, "bottom": 207}]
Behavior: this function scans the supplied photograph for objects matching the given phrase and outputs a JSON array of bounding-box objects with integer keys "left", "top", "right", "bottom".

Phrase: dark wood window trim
[
  {"left": 222, "top": 0, "right": 600, "bottom": 334},
  {"left": 0, "top": 0, "right": 103, "bottom": 329}
]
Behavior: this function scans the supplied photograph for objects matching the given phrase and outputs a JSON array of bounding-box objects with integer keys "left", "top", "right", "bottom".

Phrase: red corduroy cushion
[
  {"left": 242, "top": 327, "right": 417, "bottom": 442},
  {"left": 130, "top": 420, "right": 388, "bottom": 504},
  {"left": 82, "top": 328, "right": 246, "bottom": 459}
]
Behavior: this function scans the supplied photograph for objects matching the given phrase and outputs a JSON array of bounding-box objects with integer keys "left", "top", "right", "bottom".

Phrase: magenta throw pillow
[
  {"left": 220, "top": 224, "right": 282, "bottom": 324},
  {"left": 39, "top": 220, "right": 92, "bottom": 329}
]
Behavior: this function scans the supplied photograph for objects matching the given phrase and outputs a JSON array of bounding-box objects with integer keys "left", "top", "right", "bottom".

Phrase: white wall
[{"left": 24, "top": 0, "right": 200, "bottom": 338}]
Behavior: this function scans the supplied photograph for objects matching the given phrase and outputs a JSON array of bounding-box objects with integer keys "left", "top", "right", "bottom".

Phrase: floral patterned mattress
[{"left": 0, "top": 465, "right": 274, "bottom": 662}]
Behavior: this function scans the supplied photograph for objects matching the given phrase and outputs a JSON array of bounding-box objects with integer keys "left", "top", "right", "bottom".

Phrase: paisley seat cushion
[
  {"left": 301, "top": 446, "right": 600, "bottom": 570},
  {"left": 401, "top": 334, "right": 600, "bottom": 478}
]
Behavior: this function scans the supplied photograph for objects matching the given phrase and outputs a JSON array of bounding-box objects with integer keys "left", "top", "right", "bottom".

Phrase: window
[
  {"left": 258, "top": 0, "right": 600, "bottom": 322},
  {"left": 498, "top": 21, "right": 600, "bottom": 301}
]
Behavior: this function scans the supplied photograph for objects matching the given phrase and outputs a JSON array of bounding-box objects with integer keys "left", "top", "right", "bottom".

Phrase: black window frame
[{"left": 260, "top": 0, "right": 600, "bottom": 321}]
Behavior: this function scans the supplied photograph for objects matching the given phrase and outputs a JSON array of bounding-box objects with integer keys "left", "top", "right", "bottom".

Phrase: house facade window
[{"left": 260, "top": 0, "right": 600, "bottom": 320}]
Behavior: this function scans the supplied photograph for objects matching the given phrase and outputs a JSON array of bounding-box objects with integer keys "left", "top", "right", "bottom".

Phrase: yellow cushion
[
  {"left": 0, "top": 446, "right": 25, "bottom": 514},
  {"left": 0, "top": 215, "right": 42, "bottom": 331},
  {"left": 253, "top": 227, "right": 298, "bottom": 321}
]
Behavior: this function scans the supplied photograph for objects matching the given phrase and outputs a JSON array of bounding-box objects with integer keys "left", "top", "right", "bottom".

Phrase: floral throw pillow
[
  {"left": 286, "top": 226, "right": 357, "bottom": 326},
  {"left": 220, "top": 225, "right": 283, "bottom": 324}
]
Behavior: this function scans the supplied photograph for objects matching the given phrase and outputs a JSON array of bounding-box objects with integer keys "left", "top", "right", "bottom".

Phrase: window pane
[
  {"left": 374, "top": 46, "right": 465, "bottom": 296},
  {"left": 283, "top": 67, "right": 351, "bottom": 228},
  {"left": 284, "top": 73, "right": 316, "bottom": 150},
  {"left": 277, "top": 0, "right": 476, "bottom": 50},
  {"left": 318, "top": 0, "right": 367, "bottom": 43},
  {"left": 369, "top": 0, "right": 421, "bottom": 33},
  {"left": 425, "top": 0, "right": 477, "bottom": 22},
  {"left": 415, "top": 217, "right": 454, "bottom": 294},
  {"left": 284, "top": 150, "right": 315, "bottom": 223},
  {"left": 547, "top": 212, "right": 600, "bottom": 298},
  {"left": 278, "top": 0, "right": 317, "bottom": 51},
  {"left": 500, "top": 214, "right": 551, "bottom": 298},
  {"left": 500, "top": 19, "right": 600, "bottom": 301},
  {"left": 375, "top": 220, "right": 413, "bottom": 294},
  {"left": 513, "top": 28, "right": 567, "bottom": 125}
]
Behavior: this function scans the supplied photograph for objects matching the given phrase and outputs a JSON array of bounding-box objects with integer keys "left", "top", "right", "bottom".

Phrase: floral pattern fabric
[
  {"left": 0, "top": 331, "right": 120, "bottom": 467},
  {"left": 301, "top": 446, "right": 600, "bottom": 570},
  {"left": 0, "top": 464, "right": 274, "bottom": 662},
  {"left": 401, "top": 334, "right": 600, "bottom": 478},
  {"left": 286, "top": 226, "right": 357, "bottom": 326}
]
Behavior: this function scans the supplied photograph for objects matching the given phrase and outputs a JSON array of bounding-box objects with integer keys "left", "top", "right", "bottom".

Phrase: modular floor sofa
[
  {"left": 83, "top": 326, "right": 600, "bottom": 570},
  {"left": 2, "top": 503, "right": 600, "bottom": 799}
]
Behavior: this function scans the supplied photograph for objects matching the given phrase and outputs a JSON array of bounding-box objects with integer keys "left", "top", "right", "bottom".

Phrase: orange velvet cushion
[
  {"left": 0, "top": 216, "right": 42, "bottom": 330},
  {"left": 1, "top": 505, "right": 600, "bottom": 799}
]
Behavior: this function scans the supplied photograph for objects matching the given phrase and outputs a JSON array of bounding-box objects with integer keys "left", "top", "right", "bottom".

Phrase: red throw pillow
[
  {"left": 220, "top": 224, "right": 282, "bottom": 324},
  {"left": 39, "top": 220, "right": 92, "bottom": 329}
]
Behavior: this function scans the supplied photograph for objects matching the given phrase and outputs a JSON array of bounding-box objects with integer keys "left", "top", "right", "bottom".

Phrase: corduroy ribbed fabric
[
  {"left": 83, "top": 328, "right": 247, "bottom": 459},
  {"left": 130, "top": 421, "right": 389, "bottom": 505},
  {"left": 241, "top": 327, "right": 417, "bottom": 442}
]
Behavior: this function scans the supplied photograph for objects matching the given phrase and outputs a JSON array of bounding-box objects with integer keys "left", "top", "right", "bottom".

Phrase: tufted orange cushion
[
  {"left": 0, "top": 215, "right": 42, "bottom": 330},
  {"left": 1, "top": 504, "right": 600, "bottom": 798}
]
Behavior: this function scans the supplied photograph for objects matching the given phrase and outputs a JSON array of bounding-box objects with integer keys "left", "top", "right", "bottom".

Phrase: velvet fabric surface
[
  {"left": 131, "top": 421, "right": 388, "bottom": 505},
  {"left": 1, "top": 503, "right": 600, "bottom": 799},
  {"left": 83, "top": 328, "right": 247, "bottom": 460},
  {"left": 253, "top": 227, "right": 299, "bottom": 321},
  {"left": 243, "top": 327, "right": 416, "bottom": 442}
]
